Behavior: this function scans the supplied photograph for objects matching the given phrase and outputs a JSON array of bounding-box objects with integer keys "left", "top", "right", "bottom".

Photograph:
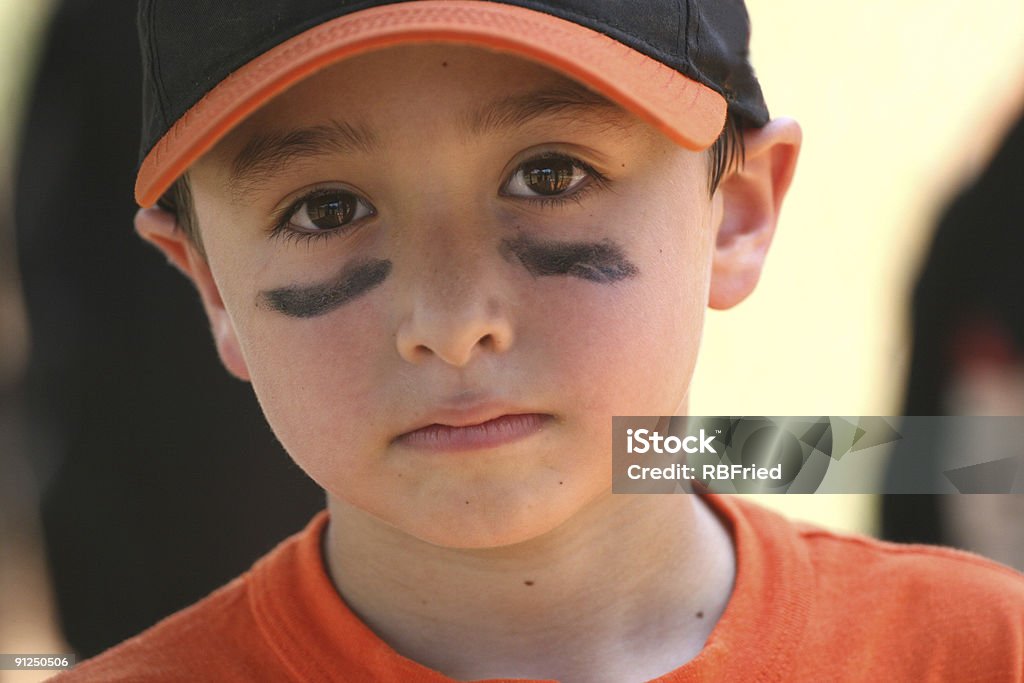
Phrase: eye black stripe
[
  {"left": 500, "top": 237, "right": 638, "bottom": 284},
  {"left": 259, "top": 258, "right": 392, "bottom": 318}
]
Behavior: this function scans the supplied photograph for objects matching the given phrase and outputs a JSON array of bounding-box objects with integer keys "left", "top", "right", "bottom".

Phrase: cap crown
[{"left": 138, "top": 0, "right": 768, "bottom": 168}]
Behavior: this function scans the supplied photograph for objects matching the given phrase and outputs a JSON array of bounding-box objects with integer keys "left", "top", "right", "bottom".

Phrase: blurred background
[{"left": 1, "top": 1, "right": 1022, "bottom": 680}]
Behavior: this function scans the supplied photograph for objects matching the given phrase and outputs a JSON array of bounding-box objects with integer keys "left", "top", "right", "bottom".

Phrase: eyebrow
[
  {"left": 226, "top": 82, "right": 628, "bottom": 201},
  {"left": 229, "top": 120, "right": 379, "bottom": 200},
  {"left": 460, "top": 81, "right": 627, "bottom": 138}
]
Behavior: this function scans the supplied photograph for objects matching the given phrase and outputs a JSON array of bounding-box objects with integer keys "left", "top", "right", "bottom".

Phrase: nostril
[
  {"left": 399, "top": 326, "right": 511, "bottom": 366},
  {"left": 395, "top": 293, "right": 515, "bottom": 366}
]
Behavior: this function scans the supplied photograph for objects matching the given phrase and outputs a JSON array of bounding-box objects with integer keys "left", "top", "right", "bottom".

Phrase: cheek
[
  {"left": 229, "top": 293, "right": 391, "bottom": 479},
  {"left": 553, "top": 206, "right": 712, "bottom": 414},
  {"left": 518, "top": 240, "right": 710, "bottom": 449},
  {"left": 199, "top": 217, "right": 393, "bottom": 480}
]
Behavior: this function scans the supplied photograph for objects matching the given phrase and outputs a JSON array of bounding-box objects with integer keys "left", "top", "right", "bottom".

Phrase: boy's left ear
[{"left": 708, "top": 117, "right": 801, "bottom": 310}]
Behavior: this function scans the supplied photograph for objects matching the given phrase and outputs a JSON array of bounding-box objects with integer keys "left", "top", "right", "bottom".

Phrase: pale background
[
  {"left": 1, "top": 1, "right": 1023, "bottom": 679},
  {"left": 693, "top": 0, "right": 1024, "bottom": 531}
]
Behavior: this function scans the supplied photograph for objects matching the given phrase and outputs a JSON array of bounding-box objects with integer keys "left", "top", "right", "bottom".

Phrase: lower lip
[{"left": 396, "top": 413, "right": 550, "bottom": 452}]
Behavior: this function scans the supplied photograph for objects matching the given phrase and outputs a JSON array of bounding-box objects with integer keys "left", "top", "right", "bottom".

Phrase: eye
[
  {"left": 278, "top": 188, "right": 375, "bottom": 235},
  {"left": 503, "top": 154, "right": 595, "bottom": 199}
]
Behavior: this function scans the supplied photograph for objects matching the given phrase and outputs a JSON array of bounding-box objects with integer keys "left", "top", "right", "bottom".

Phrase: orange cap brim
[{"left": 135, "top": 0, "right": 727, "bottom": 207}]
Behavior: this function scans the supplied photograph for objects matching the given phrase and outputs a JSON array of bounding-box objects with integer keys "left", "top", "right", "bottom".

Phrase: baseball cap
[{"left": 136, "top": 0, "right": 769, "bottom": 207}]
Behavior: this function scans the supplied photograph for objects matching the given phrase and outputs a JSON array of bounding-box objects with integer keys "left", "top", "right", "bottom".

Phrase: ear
[
  {"left": 135, "top": 207, "right": 251, "bottom": 381},
  {"left": 708, "top": 117, "right": 802, "bottom": 310}
]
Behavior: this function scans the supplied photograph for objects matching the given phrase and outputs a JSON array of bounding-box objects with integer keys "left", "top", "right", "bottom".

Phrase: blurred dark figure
[
  {"left": 14, "top": 1, "right": 322, "bottom": 658},
  {"left": 882, "top": 110, "right": 1024, "bottom": 570}
]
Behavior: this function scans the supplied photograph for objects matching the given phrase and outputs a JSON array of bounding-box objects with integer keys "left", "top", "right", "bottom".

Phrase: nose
[{"left": 395, "top": 243, "right": 515, "bottom": 367}]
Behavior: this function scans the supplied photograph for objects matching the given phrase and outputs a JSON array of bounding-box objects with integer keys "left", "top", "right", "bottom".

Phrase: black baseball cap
[{"left": 136, "top": 0, "right": 769, "bottom": 207}]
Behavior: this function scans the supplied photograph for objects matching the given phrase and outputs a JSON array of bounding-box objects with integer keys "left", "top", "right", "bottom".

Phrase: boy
[{"left": 60, "top": 1, "right": 1023, "bottom": 680}]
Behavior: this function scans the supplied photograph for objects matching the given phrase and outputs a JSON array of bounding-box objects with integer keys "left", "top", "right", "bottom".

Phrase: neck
[{"left": 324, "top": 492, "right": 736, "bottom": 683}]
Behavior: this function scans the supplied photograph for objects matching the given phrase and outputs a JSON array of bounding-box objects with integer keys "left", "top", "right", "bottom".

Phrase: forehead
[{"left": 201, "top": 44, "right": 645, "bottom": 171}]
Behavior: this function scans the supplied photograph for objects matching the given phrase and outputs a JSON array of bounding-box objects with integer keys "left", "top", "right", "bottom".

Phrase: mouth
[{"left": 394, "top": 412, "right": 552, "bottom": 452}]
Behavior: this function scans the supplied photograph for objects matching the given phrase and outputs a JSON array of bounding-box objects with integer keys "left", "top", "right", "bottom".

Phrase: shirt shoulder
[
  {"left": 708, "top": 496, "right": 1024, "bottom": 681},
  {"left": 51, "top": 572, "right": 282, "bottom": 682},
  {"left": 793, "top": 519, "right": 1024, "bottom": 679},
  {"left": 47, "top": 512, "right": 337, "bottom": 683},
  {"left": 795, "top": 519, "right": 1024, "bottom": 603}
]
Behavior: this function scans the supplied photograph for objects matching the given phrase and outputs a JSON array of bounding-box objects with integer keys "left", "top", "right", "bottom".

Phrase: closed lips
[{"left": 395, "top": 413, "right": 550, "bottom": 451}]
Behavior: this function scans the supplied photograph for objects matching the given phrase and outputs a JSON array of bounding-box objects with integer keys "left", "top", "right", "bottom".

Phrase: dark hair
[
  {"left": 159, "top": 114, "right": 747, "bottom": 252},
  {"left": 157, "top": 173, "right": 203, "bottom": 255},
  {"left": 708, "top": 115, "right": 747, "bottom": 197}
]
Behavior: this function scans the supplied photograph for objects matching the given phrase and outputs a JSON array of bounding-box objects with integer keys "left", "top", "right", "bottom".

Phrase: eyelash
[
  {"left": 269, "top": 153, "right": 610, "bottom": 246},
  {"left": 270, "top": 226, "right": 341, "bottom": 247}
]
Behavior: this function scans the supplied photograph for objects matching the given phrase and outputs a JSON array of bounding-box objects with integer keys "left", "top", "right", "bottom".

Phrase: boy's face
[{"left": 170, "top": 45, "right": 743, "bottom": 548}]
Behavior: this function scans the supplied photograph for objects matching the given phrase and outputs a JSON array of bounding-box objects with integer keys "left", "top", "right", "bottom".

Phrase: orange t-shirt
[{"left": 54, "top": 495, "right": 1024, "bottom": 682}]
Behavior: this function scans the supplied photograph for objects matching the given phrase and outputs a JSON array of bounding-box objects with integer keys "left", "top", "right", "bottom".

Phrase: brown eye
[
  {"left": 524, "top": 158, "right": 576, "bottom": 195},
  {"left": 504, "top": 154, "right": 590, "bottom": 199},
  {"left": 286, "top": 189, "right": 374, "bottom": 233},
  {"left": 308, "top": 192, "right": 356, "bottom": 228}
]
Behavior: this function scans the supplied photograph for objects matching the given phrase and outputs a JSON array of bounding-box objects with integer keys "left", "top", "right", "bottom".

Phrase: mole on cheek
[
  {"left": 499, "top": 236, "right": 639, "bottom": 284},
  {"left": 258, "top": 258, "right": 392, "bottom": 318}
]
